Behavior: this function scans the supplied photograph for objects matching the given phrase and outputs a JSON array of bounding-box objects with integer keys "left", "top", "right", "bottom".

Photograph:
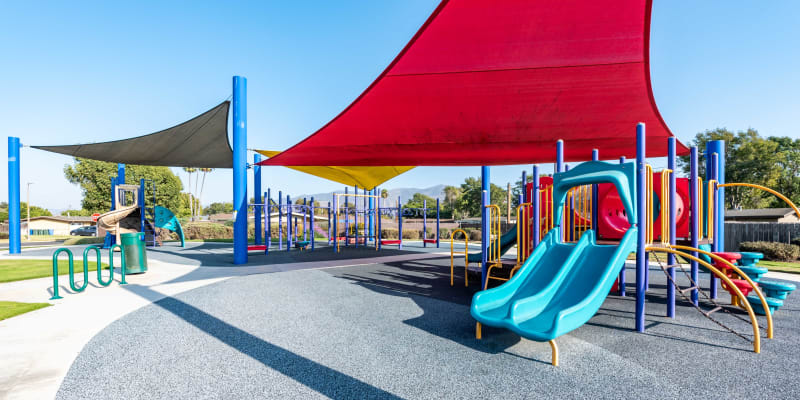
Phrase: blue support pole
[
  {"left": 423, "top": 199, "right": 428, "bottom": 248},
  {"left": 327, "top": 201, "right": 332, "bottom": 245},
  {"left": 344, "top": 187, "right": 349, "bottom": 247},
  {"left": 592, "top": 149, "right": 599, "bottom": 232},
  {"left": 354, "top": 186, "right": 359, "bottom": 248},
  {"left": 333, "top": 195, "right": 338, "bottom": 253},
  {"left": 117, "top": 163, "right": 126, "bottom": 185},
  {"left": 310, "top": 197, "right": 315, "bottom": 250},
  {"left": 618, "top": 156, "right": 627, "bottom": 296},
  {"left": 287, "top": 195, "right": 292, "bottom": 250},
  {"left": 635, "top": 123, "right": 647, "bottom": 332},
  {"left": 436, "top": 198, "right": 440, "bottom": 247},
  {"left": 254, "top": 154, "right": 262, "bottom": 245},
  {"left": 556, "top": 140, "right": 564, "bottom": 173},
  {"left": 7, "top": 137, "right": 21, "bottom": 254},
  {"left": 709, "top": 152, "right": 719, "bottom": 298},
  {"left": 521, "top": 170, "right": 528, "bottom": 203},
  {"left": 303, "top": 198, "right": 308, "bottom": 242},
  {"left": 667, "top": 138, "right": 677, "bottom": 318},
  {"left": 232, "top": 76, "right": 248, "bottom": 264},
  {"left": 369, "top": 189, "right": 374, "bottom": 243},
  {"left": 532, "top": 164, "right": 540, "bottom": 248},
  {"left": 481, "top": 166, "right": 490, "bottom": 288},
  {"left": 398, "top": 196, "right": 403, "bottom": 249},
  {"left": 377, "top": 196, "right": 382, "bottom": 250},
  {"left": 278, "top": 190, "right": 283, "bottom": 251},
  {"left": 266, "top": 189, "right": 271, "bottom": 254},
  {"left": 689, "top": 147, "right": 699, "bottom": 305}
]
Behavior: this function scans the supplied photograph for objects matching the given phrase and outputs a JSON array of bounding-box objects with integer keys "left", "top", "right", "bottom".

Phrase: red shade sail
[{"left": 263, "top": 0, "right": 685, "bottom": 167}]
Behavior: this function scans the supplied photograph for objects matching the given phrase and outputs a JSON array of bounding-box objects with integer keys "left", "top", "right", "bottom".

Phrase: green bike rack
[
  {"left": 109, "top": 244, "right": 127, "bottom": 285},
  {"left": 50, "top": 248, "right": 72, "bottom": 300},
  {"left": 69, "top": 248, "right": 89, "bottom": 293},
  {"left": 86, "top": 245, "right": 113, "bottom": 287},
  {"left": 50, "top": 245, "right": 128, "bottom": 299}
]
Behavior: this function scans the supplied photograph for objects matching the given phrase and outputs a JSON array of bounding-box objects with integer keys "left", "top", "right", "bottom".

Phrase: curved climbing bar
[
  {"left": 718, "top": 183, "right": 800, "bottom": 220},
  {"left": 646, "top": 247, "right": 761, "bottom": 353},
  {"left": 671, "top": 244, "right": 773, "bottom": 339}
]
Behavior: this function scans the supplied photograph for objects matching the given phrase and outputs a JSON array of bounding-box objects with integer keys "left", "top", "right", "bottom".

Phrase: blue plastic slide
[{"left": 471, "top": 161, "right": 637, "bottom": 342}]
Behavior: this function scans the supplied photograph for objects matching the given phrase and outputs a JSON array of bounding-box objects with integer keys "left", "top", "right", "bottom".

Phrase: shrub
[
  {"left": 402, "top": 229, "right": 420, "bottom": 240},
  {"left": 63, "top": 237, "right": 105, "bottom": 245},
  {"left": 0, "top": 232, "right": 8, "bottom": 240},
  {"left": 468, "top": 229, "right": 481, "bottom": 241},
  {"left": 183, "top": 223, "right": 233, "bottom": 240},
  {"left": 381, "top": 228, "right": 399, "bottom": 239},
  {"left": 438, "top": 227, "right": 451, "bottom": 240},
  {"left": 739, "top": 241, "right": 800, "bottom": 261}
]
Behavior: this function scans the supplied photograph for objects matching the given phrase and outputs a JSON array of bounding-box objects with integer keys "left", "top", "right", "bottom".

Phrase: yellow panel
[{"left": 255, "top": 150, "right": 413, "bottom": 190}]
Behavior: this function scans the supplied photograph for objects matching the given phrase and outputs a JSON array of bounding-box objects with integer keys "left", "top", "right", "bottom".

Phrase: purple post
[
  {"left": 592, "top": 149, "right": 599, "bottom": 232},
  {"left": 619, "top": 156, "right": 627, "bottom": 296},
  {"left": 635, "top": 123, "right": 647, "bottom": 332},
  {"left": 278, "top": 190, "right": 283, "bottom": 251},
  {"left": 667, "top": 137, "right": 677, "bottom": 318},
  {"left": 532, "top": 164, "right": 540, "bottom": 248},
  {"left": 689, "top": 147, "right": 699, "bottom": 305},
  {"left": 397, "top": 196, "right": 403, "bottom": 249},
  {"left": 436, "top": 198, "right": 440, "bottom": 248},
  {"left": 521, "top": 170, "right": 528, "bottom": 203},
  {"left": 423, "top": 199, "right": 428, "bottom": 248},
  {"left": 287, "top": 195, "right": 292, "bottom": 251}
]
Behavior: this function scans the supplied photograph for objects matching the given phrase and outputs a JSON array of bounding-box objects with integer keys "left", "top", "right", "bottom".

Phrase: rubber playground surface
[{"left": 32, "top": 244, "right": 800, "bottom": 399}]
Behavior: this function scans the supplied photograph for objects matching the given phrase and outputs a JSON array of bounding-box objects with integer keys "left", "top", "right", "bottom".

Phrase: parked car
[{"left": 70, "top": 226, "right": 96, "bottom": 236}]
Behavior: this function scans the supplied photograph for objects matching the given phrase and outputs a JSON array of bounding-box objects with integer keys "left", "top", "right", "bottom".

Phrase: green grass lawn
[
  {"left": 756, "top": 260, "right": 800, "bottom": 275},
  {"left": 0, "top": 301, "right": 51, "bottom": 321},
  {"left": 0, "top": 259, "right": 108, "bottom": 283}
]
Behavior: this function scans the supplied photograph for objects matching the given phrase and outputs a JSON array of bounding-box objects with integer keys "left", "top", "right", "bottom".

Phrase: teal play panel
[
  {"left": 471, "top": 161, "right": 638, "bottom": 342},
  {"left": 153, "top": 206, "right": 185, "bottom": 247},
  {"left": 467, "top": 228, "right": 518, "bottom": 264}
]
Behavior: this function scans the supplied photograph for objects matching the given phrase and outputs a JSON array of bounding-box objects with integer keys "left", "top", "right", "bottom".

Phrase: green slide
[{"left": 467, "top": 228, "right": 518, "bottom": 263}]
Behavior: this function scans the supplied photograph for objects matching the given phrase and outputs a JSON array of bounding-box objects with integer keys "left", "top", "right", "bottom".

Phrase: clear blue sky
[{"left": 1, "top": 1, "right": 798, "bottom": 211}]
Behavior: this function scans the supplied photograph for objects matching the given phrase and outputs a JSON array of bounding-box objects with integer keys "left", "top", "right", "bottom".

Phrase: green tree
[
  {"left": 204, "top": 201, "right": 234, "bottom": 215},
  {"left": 678, "top": 128, "right": 790, "bottom": 209},
  {"left": 404, "top": 193, "right": 436, "bottom": 210},
  {"left": 64, "top": 158, "right": 184, "bottom": 212},
  {"left": 454, "top": 177, "right": 506, "bottom": 218},
  {"left": 61, "top": 209, "right": 92, "bottom": 217}
]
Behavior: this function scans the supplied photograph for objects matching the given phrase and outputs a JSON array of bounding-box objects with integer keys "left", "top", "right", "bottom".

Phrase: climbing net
[{"left": 650, "top": 251, "right": 765, "bottom": 345}]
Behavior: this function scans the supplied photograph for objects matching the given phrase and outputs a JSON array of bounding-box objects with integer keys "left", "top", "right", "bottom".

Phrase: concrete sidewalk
[{"left": 0, "top": 248, "right": 448, "bottom": 400}]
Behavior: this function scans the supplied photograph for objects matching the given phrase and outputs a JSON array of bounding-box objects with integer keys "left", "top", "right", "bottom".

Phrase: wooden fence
[{"left": 725, "top": 222, "right": 800, "bottom": 250}]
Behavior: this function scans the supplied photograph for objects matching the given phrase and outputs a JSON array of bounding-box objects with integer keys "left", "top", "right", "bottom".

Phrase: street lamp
[{"left": 26, "top": 182, "right": 33, "bottom": 240}]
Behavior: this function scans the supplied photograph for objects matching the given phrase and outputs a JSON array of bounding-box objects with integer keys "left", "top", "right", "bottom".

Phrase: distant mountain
[{"left": 296, "top": 185, "right": 445, "bottom": 206}]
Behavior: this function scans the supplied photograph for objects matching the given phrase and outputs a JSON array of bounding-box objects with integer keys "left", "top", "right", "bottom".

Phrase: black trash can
[{"left": 121, "top": 232, "right": 148, "bottom": 274}]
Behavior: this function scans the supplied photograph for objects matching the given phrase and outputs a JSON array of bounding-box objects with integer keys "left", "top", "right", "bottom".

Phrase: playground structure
[
  {"left": 246, "top": 184, "right": 442, "bottom": 254},
  {"left": 98, "top": 168, "right": 185, "bottom": 249},
  {"left": 467, "top": 127, "right": 800, "bottom": 365}
]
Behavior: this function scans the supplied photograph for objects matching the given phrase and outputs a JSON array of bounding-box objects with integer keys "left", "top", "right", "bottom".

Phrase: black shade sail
[{"left": 34, "top": 101, "right": 232, "bottom": 168}]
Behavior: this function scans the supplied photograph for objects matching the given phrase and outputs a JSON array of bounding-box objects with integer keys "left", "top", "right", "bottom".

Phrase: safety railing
[
  {"left": 645, "top": 164, "right": 654, "bottom": 244},
  {"left": 51, "top": 245, "right": 126, "bottom": 300},
  {"left": 540, "top": 184, "right": 554, "bottom": 236},
  {"left": 483, "top": 204, "right": 503, "bottom": 289},
  {"left": 450, "top": 229, "right": 469, "bottom": 287},
  {"left": 660, "top": 169, "right": 673, "bottom": 245}
]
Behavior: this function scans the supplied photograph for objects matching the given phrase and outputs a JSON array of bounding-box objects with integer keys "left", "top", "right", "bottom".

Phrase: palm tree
[
  {"left": 182, "top": 167, "right": 197, "bottom": 220},
  {"left": 197, "top": 168, "right": 213, "bottom": 217}
]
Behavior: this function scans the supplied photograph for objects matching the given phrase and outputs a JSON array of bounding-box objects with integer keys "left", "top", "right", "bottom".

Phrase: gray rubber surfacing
[{"left": 56, "top": 258, "right": 800, "bottom": 399}]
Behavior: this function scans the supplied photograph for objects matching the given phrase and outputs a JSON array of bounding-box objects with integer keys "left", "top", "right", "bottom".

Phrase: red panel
[
  {"left": 263, "top": 0, "right": 684, "bottom": 167},
  {"left": 597, "top": 175, "right": 690, "bottom": 240}
]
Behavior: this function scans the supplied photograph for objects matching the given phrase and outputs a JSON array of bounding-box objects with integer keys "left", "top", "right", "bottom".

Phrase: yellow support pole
[{"left": 450, "top": 229, "right": 469, "bottom": 287}]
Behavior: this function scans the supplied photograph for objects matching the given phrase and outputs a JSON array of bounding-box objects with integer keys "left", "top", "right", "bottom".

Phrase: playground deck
[{"left": 9, "top": 244, "right": 792, "bottom": 400}]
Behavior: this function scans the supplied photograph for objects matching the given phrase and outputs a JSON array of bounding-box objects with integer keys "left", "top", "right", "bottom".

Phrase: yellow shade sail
[{"left": 254, "top": 150, "right": 413, "bottom": 190}]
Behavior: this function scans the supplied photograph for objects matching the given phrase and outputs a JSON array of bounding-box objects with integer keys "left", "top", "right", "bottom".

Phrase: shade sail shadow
[{"left": 124, "top": 284, "right": 401, "bottom": 399}]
